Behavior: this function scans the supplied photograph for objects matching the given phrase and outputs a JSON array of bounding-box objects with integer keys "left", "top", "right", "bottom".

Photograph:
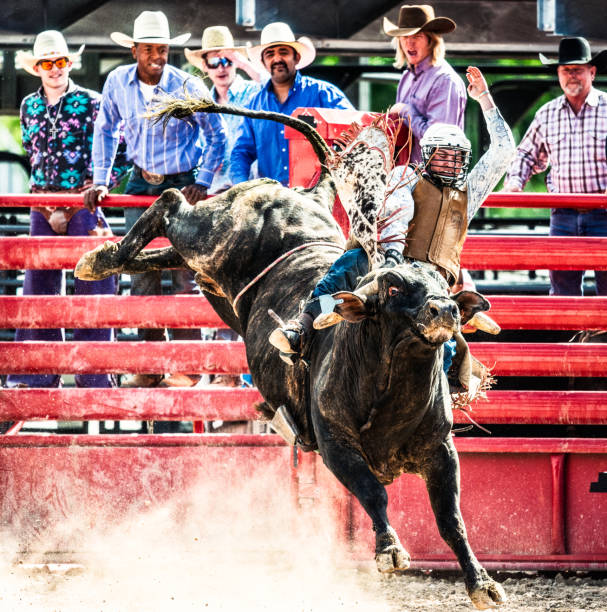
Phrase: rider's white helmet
[{"left": 420, "top": 123, "right": 471, "bottom": 188}]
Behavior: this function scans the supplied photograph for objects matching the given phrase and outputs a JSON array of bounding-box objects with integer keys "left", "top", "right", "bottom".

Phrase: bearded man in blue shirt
[
  {"left": 230, "top": 22, "right": 354, "bottom": 186},
  {"left": 84, "top": 11, "right": 226, "bottom": 389}
]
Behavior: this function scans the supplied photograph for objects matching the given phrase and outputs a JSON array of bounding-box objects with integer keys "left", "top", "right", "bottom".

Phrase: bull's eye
[{"left": 388, "top": 286, "right": 400, "bottom": 297}]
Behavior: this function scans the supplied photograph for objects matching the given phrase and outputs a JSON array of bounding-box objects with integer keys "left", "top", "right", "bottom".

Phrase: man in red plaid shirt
[{"left": 504, "top": 37, "right": 607, "bottom": 296}]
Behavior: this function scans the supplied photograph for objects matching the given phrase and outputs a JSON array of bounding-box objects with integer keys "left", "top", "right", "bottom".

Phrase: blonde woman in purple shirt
[{"left": 384, "top": 5, "right": 466, "bottom": 164}]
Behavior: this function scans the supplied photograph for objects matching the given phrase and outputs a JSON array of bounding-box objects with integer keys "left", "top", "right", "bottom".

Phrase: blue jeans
[
  {"left": 124, "top": 169, "right": 202, "bottom": 341},
  {"left": 7, "top": 208, "right": 117, "bottom": 388},
  {"left": 549, "top": 208, "right": 607, "bottom": 296},
  {"left": 310, "top": 248, "right": 456, "bottom": 373}
]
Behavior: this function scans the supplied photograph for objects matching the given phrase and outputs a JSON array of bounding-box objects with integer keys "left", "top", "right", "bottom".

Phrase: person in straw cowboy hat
[
  {"left": 185, "top": 25, "right": 266, "bottom": 195},
  {"left": 186, "top": 26, "right": 266, "bottom": 394},
  {"left": 230, "top": 21, "right": 354, "bottom": 187},
  {"left": 504, "top": 37, "right": 607, "bottom": 296},
  {"left": 384, "top": 5, "right": 466, "bottom": 165},
  {"left": 84, "top": 11, "right": 227, "bottom": 391},
  {"left": 6, "top": 31, "right": 130, "bottom": 391}
]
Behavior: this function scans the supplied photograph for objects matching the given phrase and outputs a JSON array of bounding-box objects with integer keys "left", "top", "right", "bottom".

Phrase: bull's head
[{"left": 315, "top": 261, "right": 489, "bottom": 347}]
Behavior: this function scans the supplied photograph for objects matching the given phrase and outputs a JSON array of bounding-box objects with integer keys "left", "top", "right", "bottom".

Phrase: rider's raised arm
[{"left": 464, "top": 66, "right": 516, "bottom": 219}]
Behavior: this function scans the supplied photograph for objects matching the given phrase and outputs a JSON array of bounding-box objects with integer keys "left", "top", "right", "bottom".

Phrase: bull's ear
[
  {"left": 451, "top": 290, "right": 490, "bottom": 325},
  {"left": 332, "top": 291, "right": 370, "bottom": 323}
]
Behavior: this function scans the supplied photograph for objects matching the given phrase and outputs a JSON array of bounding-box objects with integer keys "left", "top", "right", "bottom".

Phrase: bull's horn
[
  {"left": 466, "top": 311, "right": 501, "bottom": 335},
  {"left": 313, "top": 311, "right": 344, "bottom": 329}
]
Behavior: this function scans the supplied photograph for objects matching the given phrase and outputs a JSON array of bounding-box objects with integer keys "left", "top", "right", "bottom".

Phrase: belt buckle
[{"left": 141, "top": 169, "right": 165, "bottom": 185}]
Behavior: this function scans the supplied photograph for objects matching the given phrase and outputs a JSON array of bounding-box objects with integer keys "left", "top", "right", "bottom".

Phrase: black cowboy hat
[{"left": 539, "top": 37, "right": 607, "bottom": 72}]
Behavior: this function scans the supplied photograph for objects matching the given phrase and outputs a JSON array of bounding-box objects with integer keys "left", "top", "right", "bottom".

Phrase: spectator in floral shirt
[{"left": 6, "top": 30, "right": 129, "bottom": 389}]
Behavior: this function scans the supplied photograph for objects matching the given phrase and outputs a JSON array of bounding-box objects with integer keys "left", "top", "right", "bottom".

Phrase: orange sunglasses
[{"left": 37, "top": 57, "right": 69, "bottom": 70}]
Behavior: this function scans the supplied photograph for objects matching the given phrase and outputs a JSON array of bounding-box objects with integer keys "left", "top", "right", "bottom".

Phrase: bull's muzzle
[{"left": 416, "top": 299, "right": 459, "bottom": 344}]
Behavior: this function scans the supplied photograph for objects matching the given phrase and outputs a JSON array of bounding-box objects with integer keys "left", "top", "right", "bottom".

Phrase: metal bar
[
  {"left": 460, "top": 236, "right": 607, "bottom": 270},
  {"left": 0, "top": 387, "right": 263, "bottom": 421},
  {"left": 0, "top": 341, "right": 249, "bottom": 374},
  {"left": 464, "top": 391, "right": 607, "bottom": 424},
  {"left": 550, "top": 454, "right": 567, "bottom": 555},
  {"left": 0, "top": 194, "right": 155, "bottom": 207},
  {"left": 486, "top": 296, "right": 607, "bottom": 329},
  {"left": 0, "top": 435, "right": 604, "bottom": 454},
  {"left": 1, "top": 192, "right": 606, "bottom": 209},
  {"left": 3, "top": 295, "right": 607, "bottom": 330},
  {"left": 0, "top": 295, "right": 228, "bottom": 328},
  {"left": 1, "top": 388, "right": 607, "bottom": 424},
  {"left": 3, "top": 235, "right": 607, "bottom": 271},
  {"left": 0, "top": 236, "right": 169, "bottom": 270},
  {"left": 470, "top": 343, "right": 607, "bottom": 376},
  {"left": 2, "top": 341, "right": 607, "bottom": 376},
  {"left": 0, "top": 433, "right": 284, "bottom": 448}
]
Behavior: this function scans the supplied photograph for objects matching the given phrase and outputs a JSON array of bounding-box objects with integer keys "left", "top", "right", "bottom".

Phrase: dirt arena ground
[
  {"left": 4, "top": 562, "right": 607, "bottom": 611},
  {"left": 2, "top": 471, "right": 605, "bottom": 611}
]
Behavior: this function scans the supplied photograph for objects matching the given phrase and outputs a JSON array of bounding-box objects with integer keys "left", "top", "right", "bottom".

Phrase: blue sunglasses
[{"left": 206, "top": 57, "right": 233, "bottom": 69}]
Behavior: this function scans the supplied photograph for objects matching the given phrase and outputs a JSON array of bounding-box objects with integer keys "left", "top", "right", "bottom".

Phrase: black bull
[{"left": 75, "top": 105, "right": 505, "bottom": 609}]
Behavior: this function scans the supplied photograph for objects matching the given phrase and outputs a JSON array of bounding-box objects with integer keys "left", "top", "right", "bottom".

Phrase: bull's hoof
[
  {"left": 468, "top": 578, "right": 507, "bottom": 609},
  {"left": 74, "top": 240, "right": 120, "bottom": 280},
  {"left": 375, "top": 526, "right": 410, "bottom": 573}
]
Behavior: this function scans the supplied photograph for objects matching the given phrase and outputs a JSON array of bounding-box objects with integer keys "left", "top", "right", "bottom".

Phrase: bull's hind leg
[
  {"left": 75, "top": 188, "right": 186, "bottom": 280},
  {"left": 424, "top": 438, "right": 506, "bottom": 609},
  {"left": 314, "top": 418, "right": 410, "bottom": 572}
]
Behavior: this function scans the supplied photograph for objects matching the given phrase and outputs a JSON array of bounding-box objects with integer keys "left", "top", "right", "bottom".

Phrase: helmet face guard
[
  {"left": 421, "top": 145, "right": 470, "bottom": 188},
  {"left": 420, "top": 123, "right": 471, "bottom": 189}
]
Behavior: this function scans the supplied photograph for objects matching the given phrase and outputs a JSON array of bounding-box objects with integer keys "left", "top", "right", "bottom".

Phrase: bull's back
[{"left": 244, "top": 245, "right": 342, "bottom": 439}]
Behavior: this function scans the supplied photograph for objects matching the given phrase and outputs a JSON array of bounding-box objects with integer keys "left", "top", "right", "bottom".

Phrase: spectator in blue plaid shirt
[{"left": 504, "top": 37, "right": 607, "bottom": 296}]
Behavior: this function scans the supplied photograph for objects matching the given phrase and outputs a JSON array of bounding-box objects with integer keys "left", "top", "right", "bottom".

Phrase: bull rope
[{"left": 231, "top": 241, "right": 344, "bottom": 314}]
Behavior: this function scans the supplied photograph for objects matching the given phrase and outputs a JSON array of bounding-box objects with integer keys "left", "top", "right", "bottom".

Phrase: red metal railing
[
  {"left": 1, "top": 341, "right": 606, "bottom": 377},
  {"left": 2, "top": 191, "right": 607, "bottom": 569},
  {"left": 4, "top": 235, "right": 607, "bottom": 270},
  {"left": 2, "top": 294, "right": 607, "bottom": 329},
  {"left": 1, "top": 191, "right": 606, "bottom": 209}
]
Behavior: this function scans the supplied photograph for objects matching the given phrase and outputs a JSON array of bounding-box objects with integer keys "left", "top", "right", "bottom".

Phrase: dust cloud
[{"left": 0, "top": 461, "right": 390, "bottom": 611}]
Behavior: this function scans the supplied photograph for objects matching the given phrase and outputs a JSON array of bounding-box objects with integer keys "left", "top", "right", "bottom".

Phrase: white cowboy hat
[
  {"left": 247, "top": 22, "right": 316, "bottom": 72},
  {"left": 110, "top": 10, "right": 190, "bottom": 48},
  {"left": 16, "top": 30, "right": 84, "bottom": 76},
  {"left": 185, "top": 26, "right": 248, "bottom": 72}
]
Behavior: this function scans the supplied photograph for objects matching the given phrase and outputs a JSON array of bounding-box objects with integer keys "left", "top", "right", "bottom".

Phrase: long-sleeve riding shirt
[{"left": 92, "top": 64, "right": 226, "bottom": 188}]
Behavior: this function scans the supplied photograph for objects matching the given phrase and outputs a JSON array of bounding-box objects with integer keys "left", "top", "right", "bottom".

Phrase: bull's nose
[
  {"left": 426, "top": 299, "right": 458, "bottom": 322},
  {"left": 416, "top": 299, "right": 459, "bottom": 344}
]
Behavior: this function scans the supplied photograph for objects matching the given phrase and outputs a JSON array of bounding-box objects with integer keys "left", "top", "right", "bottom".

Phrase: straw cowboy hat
[
  {"left": 247, "top": 22, "right": 316, "bottom": 72},
  {"left": 383, "top": 5, "right": 456, "bottom": 37},
  {"left": 16, "top": 30, "right": 84, "bottom": 76},
  {"left": 110, "top": 10, "right": 190, "bottom": 48},
  {"left": 185, "top": 26, "right": 248, "bottom": 71},
  {"left": 539, "top": 37, "right": 607, "bottom": 72}
]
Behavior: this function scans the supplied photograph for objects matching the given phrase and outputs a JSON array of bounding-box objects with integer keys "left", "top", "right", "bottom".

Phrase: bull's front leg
[
  {"left": 75, "top": 188, "right": 186, "bottom": 280},
  {"left": 424, "top": 438, "right": 506, "bottom": 609},
  {"left": 314, "top": 418, "right": 410, "bottom": 572}
]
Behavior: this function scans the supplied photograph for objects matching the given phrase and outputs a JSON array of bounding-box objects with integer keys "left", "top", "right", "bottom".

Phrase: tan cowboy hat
[
  {"left": 247, "top": 22, "right": 316, "bottom": 72},
  {"left": 185, "top": 26, "right": 248, "bottom": 71},
  {"left": 110, "top": 10, "right": 190, "bottom": 48},
  {"left": 16, "top": 30, "right": 84, "bottom": 76},
  {"left": 383, "top": 5, "right": 456, "bottom": 37}
]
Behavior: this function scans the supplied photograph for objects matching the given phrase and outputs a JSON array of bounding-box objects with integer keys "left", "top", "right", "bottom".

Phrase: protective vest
[{"left": 403, "top": 176, "right": 468, "bottom": 284}]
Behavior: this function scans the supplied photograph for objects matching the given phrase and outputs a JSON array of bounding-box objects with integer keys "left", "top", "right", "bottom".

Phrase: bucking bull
[{"left": 76, "top": 99, "right": 506, "bottom": 609}]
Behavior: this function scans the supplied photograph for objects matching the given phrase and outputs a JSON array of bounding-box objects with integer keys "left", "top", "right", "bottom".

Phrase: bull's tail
[{"left": 148, "top": 94, "right": 333, "bottom": 186}]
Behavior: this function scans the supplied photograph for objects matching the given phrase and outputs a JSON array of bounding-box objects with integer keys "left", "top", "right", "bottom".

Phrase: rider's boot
[
  {"left": 269, "top": 312, "right": 314, "bottom": 365},
  {"left": 269, "top": 298, "right": 321, "bottom": 365}
]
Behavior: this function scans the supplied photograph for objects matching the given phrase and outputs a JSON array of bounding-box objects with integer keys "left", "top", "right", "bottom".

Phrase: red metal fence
[{"left": 1, "top": 192, "right": 607, "bottom": 569}]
